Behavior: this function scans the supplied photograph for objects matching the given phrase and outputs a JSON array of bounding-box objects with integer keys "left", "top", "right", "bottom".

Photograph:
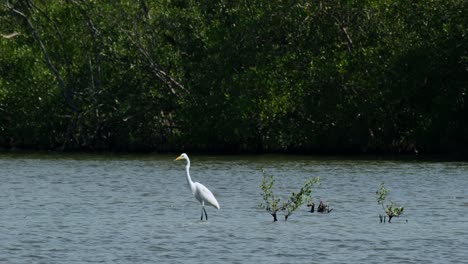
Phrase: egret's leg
[
  {"left": 200, "top": 207, "right": 204, "bottom": 220},
  {"left": 203, "top": 206, "right": 208, "bottom": 221}
]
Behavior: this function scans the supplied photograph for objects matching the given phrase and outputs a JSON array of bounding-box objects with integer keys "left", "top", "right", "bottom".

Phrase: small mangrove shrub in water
[
  {"left": 260, "top": 170, "right": 320, "bottom": 221},
  {"left": 376, "top": 182, "right": 404, "bottom": 223}
]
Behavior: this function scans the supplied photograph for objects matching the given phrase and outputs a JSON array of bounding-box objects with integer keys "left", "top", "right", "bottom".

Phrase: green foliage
[
  {"left": 376, "top": 182, "right": 389, "bottom": 206},
  {"left": 386, "top": 202, "right": 404, "bottom": 218},
  {"left": 282, "top": 177, "right": 321, "bottom": 220},
  {"left": 1, "top": 0, "right": 467, "bottom": 153},
  {"left": 259, "top": 170, "right": 281, "bottom": 220},
  {"left": 376, "top": 182, "right": 404, "bottom": 222},
  {"left": 260, "top": 170, "right": 320, "bottom": 221}
]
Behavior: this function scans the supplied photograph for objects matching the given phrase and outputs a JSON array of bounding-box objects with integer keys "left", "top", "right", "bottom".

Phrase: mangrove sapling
[
  {"left": 260, "top": 170, "right": 320, "bottom": 221},
  {"left": 376, "top": 183, "right": 404, "bottom": 223},
  {"left": 282, "top": 177, "right": 320, "bottom": 220},
  {"left": 259, "top": 171, "right": 281, "bottom": 221}
]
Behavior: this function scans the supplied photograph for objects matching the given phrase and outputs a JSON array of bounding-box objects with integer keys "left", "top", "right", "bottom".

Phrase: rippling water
[{"left": 0, "top": 153, "right": 467, "bottom": 263}]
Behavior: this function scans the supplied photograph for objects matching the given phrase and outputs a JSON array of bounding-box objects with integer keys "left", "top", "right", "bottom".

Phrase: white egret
[{"left": 174, "top": 153, "right": 220, "bottom": 220}]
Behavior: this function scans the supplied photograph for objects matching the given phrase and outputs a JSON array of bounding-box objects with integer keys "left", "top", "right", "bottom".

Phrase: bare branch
[
  {"left": 124, "top": 28, "right": 188, "bottom": 96},
  {"left": 28, "top": 0, "right": 75, "bottom": 98},
  {"left": 127, "top": 0, "right": 189, "bottom": 96},
  {"left": 331, "top": 14, "right": 354, "bottom": 53},
  {"left": 1, "top": 32, "right": 21, "bottom": 38}
]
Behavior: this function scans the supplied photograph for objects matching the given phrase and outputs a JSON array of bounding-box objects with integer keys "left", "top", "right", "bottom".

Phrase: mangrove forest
[{"left": 1, "top": 0, "right": 467, "bottom": 154}]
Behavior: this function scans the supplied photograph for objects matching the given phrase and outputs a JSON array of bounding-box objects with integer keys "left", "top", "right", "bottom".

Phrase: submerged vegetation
[
  {"left": 308, "top": 200, "right": 333, "bottom": 214},
  {"left": 260, "top": 170, "right": 320, "bottom": 221},
  {"left": 1, "top": 0, "right": 467, "bottom": 154}
]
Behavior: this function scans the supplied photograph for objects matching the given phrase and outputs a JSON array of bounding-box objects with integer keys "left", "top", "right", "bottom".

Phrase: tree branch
[
  {"left": 331, "top": 14, "right": 354, "bottom": 53},
  {"left": 132, "top": 0, "right": 188, "bottom": 96},
  {"left": 6, "top": 0, "right": 79, "bottom": 112}
]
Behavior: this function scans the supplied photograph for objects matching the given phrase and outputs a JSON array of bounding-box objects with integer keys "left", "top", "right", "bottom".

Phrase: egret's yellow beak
[{"left": 174, "top": 155, "right": 184, "bottom": 161}]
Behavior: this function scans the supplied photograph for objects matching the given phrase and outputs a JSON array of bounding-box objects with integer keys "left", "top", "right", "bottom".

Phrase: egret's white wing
[{"left": 194, "top": 182, "right": 220, "bottom": 209}]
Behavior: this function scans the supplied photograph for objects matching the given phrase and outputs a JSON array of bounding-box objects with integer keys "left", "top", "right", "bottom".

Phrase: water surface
[{"left": 0, "top": 153, "right": 467, "bottom": 263}]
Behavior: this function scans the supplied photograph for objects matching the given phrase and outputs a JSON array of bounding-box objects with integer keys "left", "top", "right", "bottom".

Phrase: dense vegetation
[{"left": 1, "top": 0, "right": 467, "bottom": 154}]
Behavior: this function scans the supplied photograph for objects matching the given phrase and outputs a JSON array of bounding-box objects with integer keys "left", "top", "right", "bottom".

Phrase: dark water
[{"left": 1, "top": 153, "right": 467, "bottom": 263}]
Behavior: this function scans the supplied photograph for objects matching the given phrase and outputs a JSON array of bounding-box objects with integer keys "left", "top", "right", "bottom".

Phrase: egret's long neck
[{"left": 185, "top": 158, "right": 194, "bottom": 188}]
